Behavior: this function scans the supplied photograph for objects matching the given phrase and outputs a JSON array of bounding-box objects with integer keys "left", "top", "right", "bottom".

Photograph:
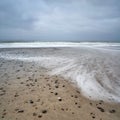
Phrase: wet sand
[{"left": 0, "top": 49, "right": 120, "bottom": 120}]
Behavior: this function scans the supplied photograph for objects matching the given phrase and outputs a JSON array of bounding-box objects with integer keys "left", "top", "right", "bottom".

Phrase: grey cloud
[{"left": 0, "top": 0, "right": 120, "bottom": 41}]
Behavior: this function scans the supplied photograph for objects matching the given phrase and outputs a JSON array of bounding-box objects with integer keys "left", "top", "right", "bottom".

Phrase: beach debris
[
  {"left": 33, "top": 112, "right": 37, "bottom": 116},
  {"left": 42, "top": 109, "right": 47, "bottom": 114},
  {"left": 55, "top": 80, "right": 58, "bottom": 84},
  {"left": 29, "top": 100, "right": 34, "bottom": 104},
  {"left": 0, "top": 87, "right": 3, "bottom": 90},
  {"left": 90, "top": 102, "right": 92, "bottom": 106},
  {"left": 74, "top": 95, "right": 78, "bottom": 98},
  {"left": 17, "top": 77, "right": 20, "bottom": 79},
  {"left": 17, "top": 110, "right": 24, "bottom": 113},
  {"left": 14, "top": 93, "right": 19, "bottom": 97},
  {"left": 55, "top": 85, "right": 59, "bottom": 88},
  {"left": 78, "top": 106, "right": 81, "bottom": 108},
  {"left": 37, "top": 99, "right": 40, "bottom": 102},
  {"left": 58, "top": 97, "right": 62, "bottom": 101},
  {"left": 97, "top": 107, "right": 105, "bottom": 112},
  {"left": 54, "top": 92, "right": 58, "bottom": 95},
  {"left": 35, "top": 79, "right": 37, "bottom": 82},
  {"left": 38, "top": 114, "right": 42, "bottom": 118},
  {"left": 109, "top": 109, "right": 116, "bottom": 113},
  {"left": 20, "top": 82, "right": 24, "bottom": 84}
]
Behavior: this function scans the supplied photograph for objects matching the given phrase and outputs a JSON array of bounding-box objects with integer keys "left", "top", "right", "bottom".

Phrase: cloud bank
[{"left": 0, "top": 0, "right": 120, "bottom": 41}]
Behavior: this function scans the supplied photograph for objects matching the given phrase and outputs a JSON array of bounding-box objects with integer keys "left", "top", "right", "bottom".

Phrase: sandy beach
[{"left": 0, "top": 47, "right": 120, "bottom": 120}]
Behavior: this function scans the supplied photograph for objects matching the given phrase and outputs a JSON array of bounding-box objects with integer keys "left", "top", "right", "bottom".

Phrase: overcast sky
[{"left": 0, "top": 0, "right": 120, "bottom": 42}]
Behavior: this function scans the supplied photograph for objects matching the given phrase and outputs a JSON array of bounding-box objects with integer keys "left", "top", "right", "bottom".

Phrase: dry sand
[{"left": 0, "top": 49, "right": 120, "bottom": 120}]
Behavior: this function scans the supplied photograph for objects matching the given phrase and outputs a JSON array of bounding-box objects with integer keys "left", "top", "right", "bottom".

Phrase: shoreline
[{"left": 0, "top": 47, "right": 120, "bottom": 120}]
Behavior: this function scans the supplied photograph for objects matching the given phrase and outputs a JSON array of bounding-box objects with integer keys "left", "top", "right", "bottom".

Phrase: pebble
[
  {"left": 97, "top": 107, "right": 105, "bottom": 112},
  {"left": 42, "top": 109, "right": 47, "bottom": 114},
  {"left": 109, "top": 109, "right": 116, "bottom": 113},
  {"left": 17, "top": 110, "right": 24, "bottom": 113},
  {"left": 58, "top": 97, "right": 62, "bottom": 101}
]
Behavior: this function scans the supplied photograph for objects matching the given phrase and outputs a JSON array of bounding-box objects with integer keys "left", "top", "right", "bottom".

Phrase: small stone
[
  {"left": 109, "top": 109, "right": 116, "bottom": 113},
  {"left": 97, "top": 107, "right": 105, "bottom": 112},
  {"left": 74, "top": 95, "right": 78, "bottom": 98},
  {"left": 55, "top": 80, "right": 58, "bottom": 84},
  {"left": 29, "top": 100, "right": 34, "bottom": 104},
  {"left": 55, "top": 85, "right": 59, "bottom": 88},
  {"left": 72, "top": 112, "right": 74, "bottom": 114},
  {"left": 38, "top": 115, "right": 42, "bottom": 118},
  {"left": 33, "top": 112, "right": 37, "bottom": 116},
  {"left": 35, "top": 79, "right": 37, "bottom": 82},
  {"left": 14, "top": 94, "right": 19, "bottom": 97},
  {"left": 37, "top": 99, "right": 40, "bottom": 102},
  {"left": 42, "top": 110, "right": 47, "bottom": 114},
  {"left": 0, "top": 88, "right": 3, "bottom": 90},
  {"left": 90, "top": 103, "right": 92, "bottom": 105},
  {"left": 55, "top": 92, "right": 58, "bottom": 95},
  {"left": 17, "top": 110, "right": 24, "bottom": 113},
  {"left": 78, "top": 106, "right": 81, "bottom": 108},
  {"left": 58, "top": 97, "right": 62, "bottom": 101},
  {"left": 20, "top": 82, "right": 24, "bottom": 84}
]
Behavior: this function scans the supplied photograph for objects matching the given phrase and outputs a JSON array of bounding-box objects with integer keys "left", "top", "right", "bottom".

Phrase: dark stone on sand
[
  {"left": 55, "top": 92, "right": 58, "bottom": 95},
  {"left": 17, "top": 110, "right": 24, "bottom": 113},
  {"left": 33, "top": 112, "right": 37, "bottom": 116},
  {"left": 55, "top": 85, "right": 59, "bottom": 88},
  {"left": 29, "top": 100, "right": 34, "bottom": 104},
  {"left": 37, "top": 99, "right": 40, "bottom": 102},
  {"left": 72, "top": 112, "right": 74, "bottom": 114},
  {"left": 92, "top": 116, "right": 95, "bottom": 119},
  {"left": 3, "top": 109, "right": 6, "bottom": 112},
  {"left": 76, "top": 90, "right": 80, "bottom": 94},
  {"left": 17, "top": 77, "right": 20, "bottom": 79},
  {"left": 35, "top": 79, "right": 37, "bottom": 82},
  {"left": 55, "top": 80, "right": 58, "bottom": 84},
  {"left": 109, "top": 109, "right": 116, "bottom": 113},
  {"left": 97, "top": 107, "right": 105, "bottom": 112},
  {"left": 38, "top": 115, "right": 42, "bottom": 118},
  {"left": 62, "top": 85, "right": 65, "bottom": 87},
  {"left": 14, "top": 94, "right": 19, "bottom": 97},
  {"left": 58, "top": 97, "right": 62, "bottom": 101},
  {"left": 2, "top": 112, "right": 6, "bottom": 116},
  {"left": 90, "top": 103, "right": 92, "bottom": 105},
  {"left": 0, "top": 87, "right": 3, "bottom": 90},
  {"left": 78, "top": 106, "right": 81, "bottom": 108},
  {"left": 74, "top": 95, "right": 78, "bottom": 98},
  {"left": 42, "top": 110, "right": 47, "bottom": 114},
  {"left": 71, "top": 95, "right": 73, "bottom": 97},
  {"left": 0, "top": 93, "right": 5, "bottom": 96}
]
